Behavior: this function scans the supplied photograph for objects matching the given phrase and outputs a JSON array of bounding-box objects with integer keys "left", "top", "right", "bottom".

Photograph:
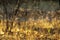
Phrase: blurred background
[{"left": 0, "top": 0, "right": 60, "bottom": 40}]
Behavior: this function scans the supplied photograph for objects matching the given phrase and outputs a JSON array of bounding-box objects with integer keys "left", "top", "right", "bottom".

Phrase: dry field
[{"left": 0, "top": 9, "right": 60, "bottom": 40}]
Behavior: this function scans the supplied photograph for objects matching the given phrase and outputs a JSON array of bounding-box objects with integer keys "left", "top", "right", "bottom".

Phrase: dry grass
[{"left": 0, "top": 10, "right": 60, "bottom": 40}]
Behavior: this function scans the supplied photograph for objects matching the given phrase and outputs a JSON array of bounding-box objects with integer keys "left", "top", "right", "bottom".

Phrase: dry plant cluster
[{"left": 0, "top": 8, "right": 60, "bottom": 40}]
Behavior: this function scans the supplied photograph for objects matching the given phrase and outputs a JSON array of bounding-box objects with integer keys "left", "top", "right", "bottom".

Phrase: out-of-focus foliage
[
  {"left": 0, "top": 9, "right": 60, "bottom": 40},
  {"left": 0, "top": 0, "right": 60, "bottom": 40}
]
